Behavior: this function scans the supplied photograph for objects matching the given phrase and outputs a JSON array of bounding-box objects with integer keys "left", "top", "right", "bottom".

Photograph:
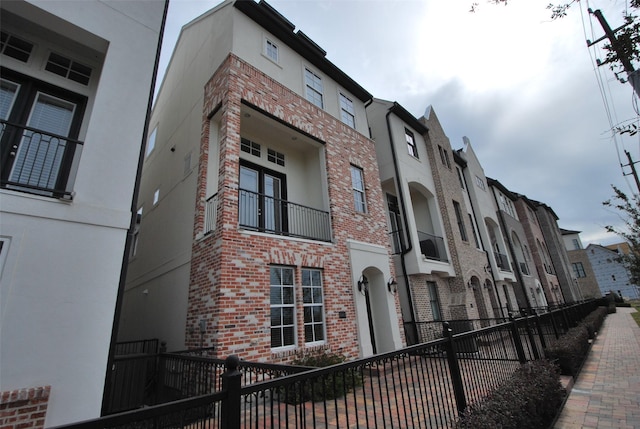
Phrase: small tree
[{"left": 603, "top": 186, "right": 640, "bottom": 285}]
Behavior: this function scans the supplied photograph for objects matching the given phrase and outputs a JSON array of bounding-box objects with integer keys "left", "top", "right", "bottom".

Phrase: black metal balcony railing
[
  {"left": 238, "top": 189, "right": 331, "bottom": 242},
  {"left": 494, "top": 251, "right": 511, "bottom": 272},
  {"left": 519, "top": 261, "right": 530, "bottom": 275},
  {"left": 1, "top": 120, "right": 82, "bottom": 198},
  {"left": 418, "top": 231, "right": 448, "bottom": 262}
]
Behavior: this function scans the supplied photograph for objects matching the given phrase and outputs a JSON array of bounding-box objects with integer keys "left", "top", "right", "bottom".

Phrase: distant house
[
  {"left": 119, "top": 0, "right": 403, "bottom": 361},
  {"left": 585, "top": 243, "right": 640, "bottom": 299},
  {"left": 561, "top": 230, "right": 601, "bottom": 299},
  {"left": 0, "top": 0, "right": 166, "bottom": 426}
]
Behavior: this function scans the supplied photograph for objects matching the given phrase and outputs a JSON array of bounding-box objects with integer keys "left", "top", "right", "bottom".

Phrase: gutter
[{"left": 385, "top": 103, "right": 419, "bottom": 343}]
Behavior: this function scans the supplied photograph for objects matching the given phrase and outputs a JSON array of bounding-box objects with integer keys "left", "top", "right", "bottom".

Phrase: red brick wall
[
  {"left": 186, "top": 55, "right": 393, "bottom": 362},
  {"left": 0, "top": 386, "right": 50, "bottom": 429}
]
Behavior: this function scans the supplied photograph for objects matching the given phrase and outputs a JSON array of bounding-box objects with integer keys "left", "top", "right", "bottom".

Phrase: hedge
[{"left": 455, "top": 359, "right": 565, "bottom": 429}]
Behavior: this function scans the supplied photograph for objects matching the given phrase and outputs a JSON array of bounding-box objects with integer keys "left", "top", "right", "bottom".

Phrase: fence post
[
  {"left": 155, "top": 342, "right": 167, "bottom": 404},
  {"left": 508, "top": 313, "right": 527, "bottom": 364},
  {"left": 221, "top": 355, "right": 241, "bottom": 429},
  {"left": 442, "top": 322, "right": 467, "bottom": 415},
  {"left": 523, "top": 314, "right": 540, "bottom": 360},
  {"left": 532, "top": 309, "right": 547, "bottom": 355}
]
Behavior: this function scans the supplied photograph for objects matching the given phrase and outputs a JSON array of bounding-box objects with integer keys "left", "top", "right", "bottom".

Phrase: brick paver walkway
[{"left": 554, "top": 307, "right": 640, "bottom": 429}]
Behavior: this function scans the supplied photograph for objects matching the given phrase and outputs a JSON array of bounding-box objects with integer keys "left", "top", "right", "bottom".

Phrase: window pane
[
  {"left": 271, "top": 329, "right": 281, "bottom": 348},
  {"left": 282, "top": 307, "right": 294, "bottom": 325},
  {"left": 0, "top": 79, "right": 19, "bottom": 120},
  {"left": 314, "top": 324, "right": 324, "bottom": 341},
  {"left": 282, "top": 286, "right": 294, "bottom": 304},
  {"left": 10, "top": 93, "right": 75, "bottom": 189},
  {"left": 283, "top": 327, "right": 295, "bottom": 346},
  {"left": 282, "top": 268, "right": 294, "bottom": 285},
  {"left": 303, "top": 287, "right": 311, "bottom": 303},
  {"left": 270, "top": 286, "right": 282, "bottom": 304},
  {"left": 303, "top": 307, "right": 311, "bottom": 323}
]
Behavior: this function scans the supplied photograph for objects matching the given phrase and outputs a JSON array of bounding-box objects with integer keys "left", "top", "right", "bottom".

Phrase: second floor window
[
  {"left": 351, "top": 165, "right": 366, "bottom": 213},
  {"left": 305, "top": 68, "right": 323, "bottom": 108},
  {"left": 339, "top": 93, "right": 355, "bottom": 128},
  {"left": 405, "top": 128, "right": 418, "bottom": 158},
  {"left": 1, "top": 69, "right": 87, "bottom": 199}
]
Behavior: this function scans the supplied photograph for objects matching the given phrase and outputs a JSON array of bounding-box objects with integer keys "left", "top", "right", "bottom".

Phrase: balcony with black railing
[
  {"left": 237, "top": 189, "right": 331, "bottom": 242},
  {"left": 519, "top": 261, "right": 530, "bottom": 275},
  {"left": 418, "top": 231, "right": 448, "bottom": 262},
  {"left": 1, "top": 120, "right": 82, "bottom": 199}
]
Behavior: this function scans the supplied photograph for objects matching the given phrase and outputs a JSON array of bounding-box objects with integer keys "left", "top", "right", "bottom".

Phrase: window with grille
[
  {"left": 351, "top": 165, "right": 366, "bottom": 213},
  {"left": 340, "top": 93, "right": 355, "bottom": 128},
  {"left": 302, "top": 269, "right": 325, "bottom": 344},
  {"left": 305, "top": 68, "right": 323, "bottom": 108},
  {"left": 270, "top": 266, "right": 296, "bottom": 349}
]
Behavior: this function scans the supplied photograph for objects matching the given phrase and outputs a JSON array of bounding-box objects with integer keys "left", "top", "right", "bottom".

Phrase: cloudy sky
[{"left": 157, "top": 0, "right": 640, "bottom": 246}]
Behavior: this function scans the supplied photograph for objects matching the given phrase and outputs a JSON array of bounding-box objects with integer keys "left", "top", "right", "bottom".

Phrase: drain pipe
[{"left": 385, "top": 103, "right": 419, "bottom": 343}]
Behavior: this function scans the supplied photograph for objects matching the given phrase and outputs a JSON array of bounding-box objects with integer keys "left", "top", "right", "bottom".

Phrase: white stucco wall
[{"left": 0, "top": 0, "right": 165, "bottom": 426}]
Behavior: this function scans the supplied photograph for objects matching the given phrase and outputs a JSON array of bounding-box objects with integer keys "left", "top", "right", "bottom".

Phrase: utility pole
[
  {"left": 588, "top": 9, "right": 640, "bottom": 99},
  {"left": 623, "top": 150, "right": 640, "bottom": 195}
]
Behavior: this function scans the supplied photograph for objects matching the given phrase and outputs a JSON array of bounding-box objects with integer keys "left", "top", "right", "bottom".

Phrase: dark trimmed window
[
  {"left": 453, "top": 200, "right": 468, "bottom": 241},
  {"left": 351, "top": 165, "right": 366, "bottom": 213},
  {"left": 1, "top": 68, "right": 87, "bottom": 198},
  {"left": 406, "top": 128, "right": 418, "bottom": 158}
]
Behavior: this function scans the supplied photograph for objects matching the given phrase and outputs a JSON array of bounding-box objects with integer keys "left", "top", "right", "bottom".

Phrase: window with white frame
[
  {"left": 339, "top": 93, "right": 355, "bottom": 128},
  {"left": 270, "top": 266, "right": 296, "bottom": 349},
  {"left": 305, "top": 68, "right": 323, "bottom": 108},
  {"left": 351, "top": 165, "right": 366, "bottom": 213},
  {"left": 265, "top": 38, "right": 279, "bottom": 63},
  {"left": 405, "top": 128, "right": 418, "bottom": 158},
  {"left": 302, "top": 268, "right": 325, "bottom": 344}
]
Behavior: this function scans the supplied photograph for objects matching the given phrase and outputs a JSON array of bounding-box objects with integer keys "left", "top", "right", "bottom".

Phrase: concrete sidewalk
[{"left": 554, "top": 307, "right": 640, "bottom": 429}]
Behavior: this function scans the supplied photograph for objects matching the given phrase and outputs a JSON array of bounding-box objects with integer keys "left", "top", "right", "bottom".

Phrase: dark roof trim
[
  {"left": 486, "top": 177, "right": 517, "bottom": 201},
  {"left": 390, "top": 102, "right": 428, "bottom": 134},
  {"left": 234, "top": 0, "right": 372, "bottom": 103},
  {"left": 560, "top": 228, "right": 582, "bottom": 235},
  {"left": 453, "top": 149, "right": 466, "bottom": 167}
]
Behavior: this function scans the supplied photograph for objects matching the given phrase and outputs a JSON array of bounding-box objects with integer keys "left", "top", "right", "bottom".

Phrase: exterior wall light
[
  {"left": 357, "top": 275, "right": 369, "bottom": 295},
  {"left": 387, "top": 277, "right": 398, "bottom": 294}
]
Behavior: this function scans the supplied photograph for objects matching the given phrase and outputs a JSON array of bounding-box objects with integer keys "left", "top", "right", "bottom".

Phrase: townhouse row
[{"left": 117, "top": 0, "right": 600, "bottom": 363}]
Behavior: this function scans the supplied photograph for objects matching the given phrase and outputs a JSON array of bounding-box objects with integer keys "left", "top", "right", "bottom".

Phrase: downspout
[
  {"left": 491, "top": 189, "right": 532, "bottom": 314},
  {"left": 385, "top": 104, "right": 419, "bottom": 344},
  {"left": 101, "top": 0, "right": 170, "bottom": 415},
  {"left": 459, "top": 167, "right": 505, "bottom": 317}
]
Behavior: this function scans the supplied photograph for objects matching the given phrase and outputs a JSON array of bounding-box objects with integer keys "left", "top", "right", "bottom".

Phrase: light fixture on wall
[
  {"left": 357, "top": 275, "right": 369, "bottom": 295},
  {"left": 387, "top": 277, "right": 398, "bottom": 294}
]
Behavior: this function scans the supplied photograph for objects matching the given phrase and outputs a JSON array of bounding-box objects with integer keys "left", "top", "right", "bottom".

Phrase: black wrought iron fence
[{"left": 82, "top": 301, "right": 598, "bottom": 429}]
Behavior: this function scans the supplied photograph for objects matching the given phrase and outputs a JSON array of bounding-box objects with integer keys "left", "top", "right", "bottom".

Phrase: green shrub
[
  {"left": 455, "top": 359, "right": 565, "bottom": 429},
  {"left": 545, "top": 325, "right": 590, "bottom": 375},
  {"left": 279, "top": 352, "right": 362, "bottom": 403},
  {"left": 579, "top": 307, "right": 608, "bottom": 339}
]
